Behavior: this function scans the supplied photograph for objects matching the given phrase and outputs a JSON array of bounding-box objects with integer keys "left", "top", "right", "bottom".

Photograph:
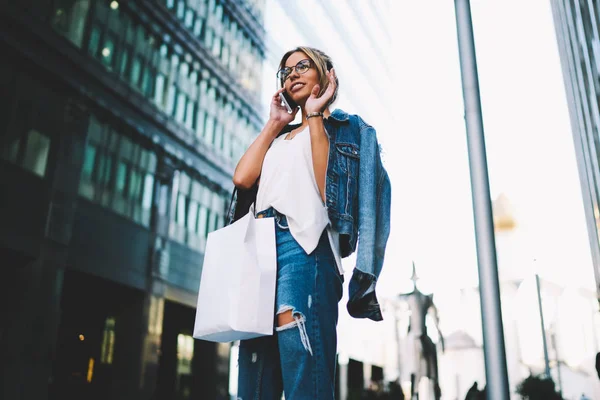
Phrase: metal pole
[
  {"left": 550, "top": 325, "right": 563, "bottom": 393},
  {"left": 453, "top": 1, "right": 511, "bottom": 398},
  {"left": 393, "top": 304, "right": 402, "bottom": 381},
  {"left": 535, "top": 273, "right": 552, "bottom": 378}
]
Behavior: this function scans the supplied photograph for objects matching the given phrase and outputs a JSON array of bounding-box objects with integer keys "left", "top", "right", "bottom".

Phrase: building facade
[
  {"left": 551, "top": 0, "right": 600, "bottom": 302},
  {"left": 0, "top": 0, "right": 265, "bottom": 399}
]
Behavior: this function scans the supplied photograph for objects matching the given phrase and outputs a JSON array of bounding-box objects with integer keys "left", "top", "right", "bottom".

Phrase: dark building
[
  {"left": 0, "top": 1, "right": 265, "bottom": 399},
  {"left": 551, "top": 1, "right": 600, "bottom": 302}
]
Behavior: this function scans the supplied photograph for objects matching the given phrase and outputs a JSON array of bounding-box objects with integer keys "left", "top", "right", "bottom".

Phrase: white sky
[{"left": 379, "top": 0, "right": 597, "bottom": 299}]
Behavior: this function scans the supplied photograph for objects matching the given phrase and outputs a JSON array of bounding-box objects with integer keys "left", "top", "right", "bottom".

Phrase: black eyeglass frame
[{"left": 276, "top": 59, "right": 312, "bottom": 83}]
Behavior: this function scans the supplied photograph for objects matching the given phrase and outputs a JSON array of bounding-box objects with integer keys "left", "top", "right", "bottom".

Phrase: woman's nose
[{"left": 288, "top": 69, "right": 300, "bottom": 81}]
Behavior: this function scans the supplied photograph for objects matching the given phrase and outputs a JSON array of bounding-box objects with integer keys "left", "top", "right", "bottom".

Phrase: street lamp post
[
  {"left": 550, "top": 323, "right": 563, "bottom": 393},
  {"left": 534, "top": 270, "right": 552, "bottom": 378},
  {"left": 453, "top": 0, "right": 511, "bottom": 398}
]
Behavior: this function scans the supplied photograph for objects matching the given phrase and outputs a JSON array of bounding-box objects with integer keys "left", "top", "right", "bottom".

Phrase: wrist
[
  {"left": 266, "top": 118, "right": 288, "bottom": 132},
  {"left": 306, "top": 111, "right": 324, "bottom": 120},
  {"left": 263, "top": 119, "right": 287, "bottom": 140}
]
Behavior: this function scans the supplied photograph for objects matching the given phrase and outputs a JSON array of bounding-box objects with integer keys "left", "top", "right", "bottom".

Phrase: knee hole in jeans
[
  {"left": 277, "top": 309, "right": 295, "bottom": 327},
  {"left": 276, "top": 306, "right": 313, "bottom": 356}
]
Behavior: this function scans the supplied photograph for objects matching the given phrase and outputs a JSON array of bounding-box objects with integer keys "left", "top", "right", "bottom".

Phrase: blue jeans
[{"left": 237, "top": 207, "right": 344, "bottom": 399}]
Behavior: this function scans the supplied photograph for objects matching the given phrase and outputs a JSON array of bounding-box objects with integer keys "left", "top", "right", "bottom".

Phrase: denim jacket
[{"left": 229, "top": 109, "right": 391, "bottom": 322}]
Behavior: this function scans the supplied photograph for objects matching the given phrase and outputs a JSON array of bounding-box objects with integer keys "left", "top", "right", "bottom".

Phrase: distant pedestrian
[
  {"left": 388, "top": 379, "right": 405, "bottom": 399},
  {"left": 465, "top": 382, "right": 479, "bottom": 400}
]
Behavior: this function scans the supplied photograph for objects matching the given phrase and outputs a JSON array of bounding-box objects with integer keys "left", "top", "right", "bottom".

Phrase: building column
[
  {"left": 107, "top": 289, "right": 165, "bottom": 400},
  {"left": 129, "top": 154, "right": 176, "bottom": 399},
  {"left": 0, "top": 252, "right": 65, "bottom": 400},
  {"left": 139, "top": 287, "right": 166, "bottom": 397},
  {"left": 0, "top": 97, "right": 89, "bottom": 400}
]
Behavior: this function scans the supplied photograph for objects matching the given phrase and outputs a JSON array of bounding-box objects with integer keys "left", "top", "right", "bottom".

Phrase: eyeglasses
[{"left": 276, "top": 59, "right": 312, "bottom": 83}]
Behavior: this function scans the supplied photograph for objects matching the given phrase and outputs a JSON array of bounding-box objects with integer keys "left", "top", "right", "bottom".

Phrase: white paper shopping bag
[{"left": 193, "top": 208, "right": 277, "bottom": 342}]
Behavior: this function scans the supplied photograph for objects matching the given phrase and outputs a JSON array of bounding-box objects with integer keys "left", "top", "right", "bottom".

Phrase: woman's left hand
[{"left": 304, "top": 68, "right": 336, "bottom": 114}]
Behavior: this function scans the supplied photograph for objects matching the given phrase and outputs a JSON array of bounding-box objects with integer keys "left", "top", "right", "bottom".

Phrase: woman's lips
[{"left": 290, "top": 82, "right": 305, "bottom": 92}]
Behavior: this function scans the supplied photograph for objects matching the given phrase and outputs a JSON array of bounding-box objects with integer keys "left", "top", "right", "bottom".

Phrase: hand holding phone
[
  {"left": 279, "top": 91, "right": 297, "bottom": 114},
  {"left": 270, "top": 89, "right": 298, "bottom": 123}
]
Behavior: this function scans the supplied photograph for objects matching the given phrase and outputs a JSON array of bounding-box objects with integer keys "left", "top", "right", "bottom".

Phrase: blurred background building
[
  {"left": 550, "top": 1, "right": 600, "bottom": 396},
  {"left": 551, "top": 0, "right": 600, "bottom": 305},
  {"left": 0, "top": 0, "right": 266, "bottom": 399},
  {"left": 548, "top": 1, "right": 600, "bottom": 396}
]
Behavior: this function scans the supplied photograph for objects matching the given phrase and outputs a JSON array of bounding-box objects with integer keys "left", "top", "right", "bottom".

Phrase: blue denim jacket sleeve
[{"left": 346, "top": 118, "right": 392, "bottom": 322}]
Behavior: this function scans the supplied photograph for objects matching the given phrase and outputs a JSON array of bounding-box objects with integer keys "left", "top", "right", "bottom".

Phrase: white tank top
[{"left": 256, "top": 127, "right": 343, "bottom": 274}]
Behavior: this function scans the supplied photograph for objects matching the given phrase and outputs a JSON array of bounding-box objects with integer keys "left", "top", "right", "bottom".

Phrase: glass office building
[
  {"left": 0, "top": 1, "right": 265, "bottom": 399},
  {"left": 551, "top": 1, "right": 600, "bottom": 301}
]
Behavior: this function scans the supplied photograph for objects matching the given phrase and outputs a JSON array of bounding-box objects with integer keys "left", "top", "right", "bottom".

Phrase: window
[
  {"left": 197, "top": 206, "right": 208, "bottom": 239},
  {"left": 204, "top": 24, "right": 214, "bottom": 49},
  {"left": 185, "top": 100, "right": 196, "bottom": 130},
  {"left": 214, "top": 121, "right": 223, "bottom": 151},
  {"left": 193, "top": 14, "right": 204, "bottom": 37},
  {"left": 175, "top": 92, "right": 186, "bottom": 123},
  {"left": 101, "top": 34, "right": 116, "bottom": 70},
  {"left": 115, "top": 161, "right": 128, "bottom": 194},
  {"left": 184, "top": 8, "right": 194, "bottom": 29},
  {"left": 176, "top": 0, "right": 186, "bottom": 20},
  {"left": 195, "top": 110, "right": 206, "bottom": 139},
  {"left": 82, "top": 145, "right": 96, "bottom": 180},
  {"left": 176, "top": 333, "right": 194, "bottom": 398},
  {"left": 51, "top": 0, "right": 92, "bottom": 48},
  {"left": 88, "top": 25, "right": 101, "bottom": 57},
  {"left": 22, "top": 130, "right": 51, "bottom": 177},
  {"left": 187, "top": 200, "right": 198, "bottom": 231},
  {"left": 100, "top": 317, "right": 116, "bottom": 365},
  {"left": 204, "top": 116, "right": 214, "bottom": 144},
  {"left": 222, "top": 131, "right": 231, "bottom": 158},
  {"left": 79, "top": 114, "right": 156, "bottom": 227},
  {"left": 1, "top": 95, "right": 53, "bottom": 178},
  {"left": 154, "top": 74, "right": 166, "bottom": 106},
  {"left": 176, "top": 193, "right": 187, "bottom": 226},
  {"left": 170, "top": 173, "right": 226, "bottom": 251},
  {"left": 142, "top": 174, "right": 154, "bottom": 210},
  {"left": 54, "top": 0, "right": 264, "bottom": 160}
]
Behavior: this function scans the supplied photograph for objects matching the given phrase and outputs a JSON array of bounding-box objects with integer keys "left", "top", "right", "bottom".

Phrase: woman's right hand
[{"left": 269, "top": 88, "right": 299, "bottom": 125}]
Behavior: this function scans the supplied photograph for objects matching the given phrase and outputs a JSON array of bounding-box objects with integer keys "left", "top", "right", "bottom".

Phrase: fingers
[
  {"left": 272, "top": 87, "right": 285, "bottom": 101},
  {"left": 326, "top": 68, "right": 336, "bottom": 94},
  {"left": 311, "top": 84, "right": 320, "bottom": 97}
]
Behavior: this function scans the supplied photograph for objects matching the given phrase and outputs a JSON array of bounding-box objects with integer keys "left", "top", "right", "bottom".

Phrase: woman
[{"left": 232, "top": 46, "right": 391, "bottom": 399}]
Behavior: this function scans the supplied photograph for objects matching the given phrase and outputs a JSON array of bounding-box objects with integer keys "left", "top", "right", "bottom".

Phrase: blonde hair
[{"left": 278, "top": 46, "right": 339, "bottom": 105}]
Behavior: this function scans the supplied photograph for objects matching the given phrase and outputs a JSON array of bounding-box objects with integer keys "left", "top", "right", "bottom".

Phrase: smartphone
[{"left": 279, "top": 91, "right": 297, "bottom": 114}]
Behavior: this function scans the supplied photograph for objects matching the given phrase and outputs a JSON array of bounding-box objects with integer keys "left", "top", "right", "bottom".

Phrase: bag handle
[{"left": 226, "top": 187, "right": 237, "bottom": 226}]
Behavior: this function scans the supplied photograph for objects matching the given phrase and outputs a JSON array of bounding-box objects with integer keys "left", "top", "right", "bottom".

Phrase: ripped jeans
[{"left": 237, "top": 207, "right": 344, "bottom": 400}]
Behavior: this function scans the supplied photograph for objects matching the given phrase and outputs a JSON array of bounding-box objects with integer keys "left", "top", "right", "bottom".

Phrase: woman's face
[{"left": 282, "top": 51, "right": 319, "bottom": 107}]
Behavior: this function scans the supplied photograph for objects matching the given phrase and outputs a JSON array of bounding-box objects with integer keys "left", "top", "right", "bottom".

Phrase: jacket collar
[{"left": 327, "top": 109, "right": 350, "bottom": 123}]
